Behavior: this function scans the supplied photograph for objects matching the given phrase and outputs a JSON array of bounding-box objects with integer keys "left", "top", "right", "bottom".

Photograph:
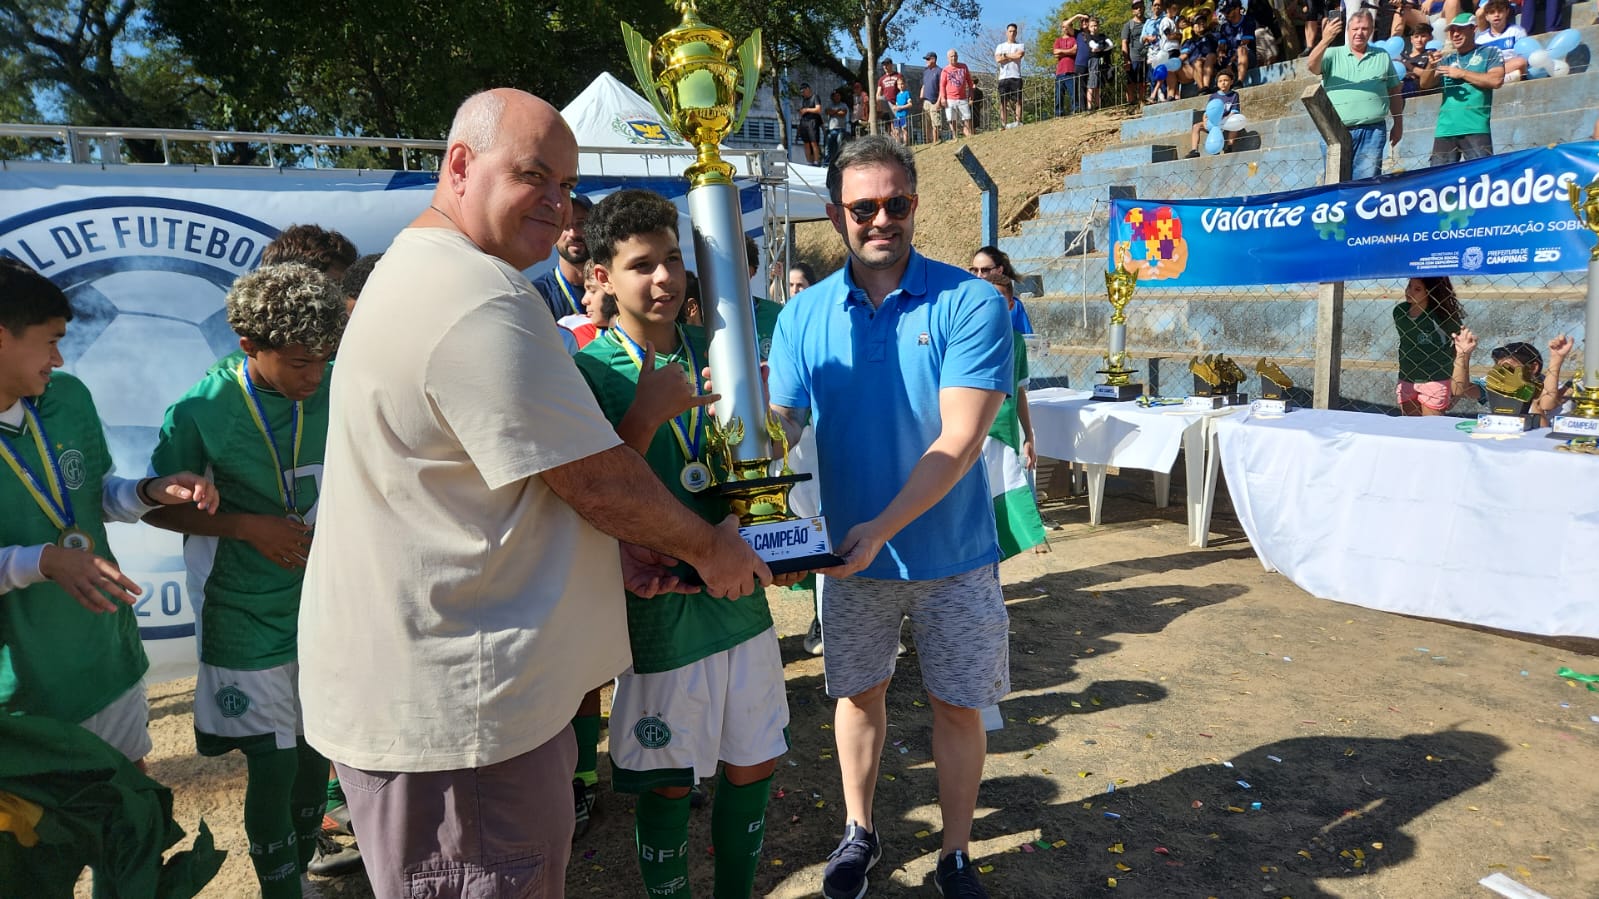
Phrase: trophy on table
[
  {"left": 1550, "top": 179, "right": 1599, "bottom": 452},
  {"left": 622, "top": 1, "right": 841, "bottom": 571},
  {"left": 1477, "top": 362, "right": 1540, "bottom": 433},
  {"left": 1093, "top": 264, "right": 1145, "bottom": 401},
  {"left": 1185, "top": 353, "right": 1248, "bottom": 409},
  {"left": 1253, "top": 359, "right": 1294, "bottom": 415}
]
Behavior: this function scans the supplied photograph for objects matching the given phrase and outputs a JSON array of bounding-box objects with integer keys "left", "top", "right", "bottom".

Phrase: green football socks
[
  {"left": 711, "top": 772, "right": 771, "bottom": 899},
  {"left": 572, "top": 714, "right": 602, "bottom": 787},
  {"left": 635, "top": 789, "right": 692, "bottom": 897}
]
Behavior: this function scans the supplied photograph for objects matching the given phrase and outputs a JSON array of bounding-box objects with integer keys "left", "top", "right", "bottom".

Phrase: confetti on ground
[
  {"left": 1416, "top": 647, "right": 1429, "bottom": 652},
  {"left": 815, "top": 801, "right": 825, "bottom": 808},
  {"left": 1227, "top": 806, "right": 1246, "bottom": 813},
  {"left": 1532, "top": 855, "right": 1553, "bottom": 862},
  {"left": 1034, "top": 839, "right": 1051, "bottom": 850},
  {"left": 786, "top": 760, "right": 798, "bottom": 767},
  {"left": 1052, "top": 840, "right": 1068, "bottom": 848},
  {"left": 898, "top": 747, "right": 909, "bottom": 754},
  {"left": 1298, "top": 850, "right": 1313, "bottom": 859},
  {"left": 1104, "top": 812, "right": 1122, "bottom": 820},
  {"left": 1266, "top": 755, "right": 1282, "bottom": 763},
  {"left": 1222, "top": 761, "right": 1234, "bottom": 768},
  {"left": 1372, "top": 842, "right": 1383, "bottom": 850},
  {"left": 912, "top": 700, "right": 925, "bottom": 707},
  {"left": 1115, "top": 862, "right": 1132, "bottom": 871},
  {"left": 1283, "top": 656, "right": 1293, "bottom": 662},
  {"left": 1198, "top": 732, "right": 1213, "bottom": 738},
  {"left": 583, "top": 850, "right": 597, "bottom": 860},
  {"left": 892, "top": 739, "right": 904, "bottom": 746},
  {"left": 1107, "top": 877, "right": 1118, "bottom": 887},
  {"left": 1191, "top": 800, "right": 1203, "bottom": 809},
  {"left": 916, "top": 830, "right": 931, "bottom": 838},
  {"left": 1079, "top": 771, "right": 1092, "bottom": 778},
  {"left": 1154, "top": 847, "right": 1169, "bottom": 855},
  {"left": 591, "top": 865, "right": 605, "bottom": 872},
  {"left": 978, "top": 865, "right": 994, "bottom": 874},
  {"left": 883, "top": 774, "right": 896, "bottom": 781},
  {"left": 1022, "top": 843, "right": 1035, "bottom": 853},
  {"left": 1108, "top": 842, "right": 1125, "bottom": 854},
  {"left": 819, "top": 753, "right": 833, "bottom": 760},
  {"left": 771, "top": 859, "right": 783, "bottom": 866},
  {"left": 1236, "top": 781, "right": 1251, "bottom": 789},
  {"left": 820, "top": 723, "right": 832, "bottom": 730},
  {"left": 1250, "top": 802, "right": 1262, "bottom": 810}
]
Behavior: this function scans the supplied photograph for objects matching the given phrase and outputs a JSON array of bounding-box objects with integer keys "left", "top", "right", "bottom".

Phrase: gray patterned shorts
[{"left": 818, "top": 564, "right": 1010, "bottom": 708}]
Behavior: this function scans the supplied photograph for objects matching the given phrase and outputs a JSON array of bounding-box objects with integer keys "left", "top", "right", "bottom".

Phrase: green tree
[{"left": 1030, "top": 0, "right": 1138, "bottom": 72}]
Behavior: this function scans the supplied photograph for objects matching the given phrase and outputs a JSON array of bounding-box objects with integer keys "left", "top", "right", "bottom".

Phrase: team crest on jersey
[
  {"left": 58, "top": 448, "right": 86, "bottom": 490},
  {"left": 634, "top": 715, "right": 672, "bottom": 748},
  {"left": 215, "top": 685, "right": 251, "bottom": 718}
]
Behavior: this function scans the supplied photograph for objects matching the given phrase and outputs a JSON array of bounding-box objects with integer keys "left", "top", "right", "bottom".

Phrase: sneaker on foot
[
  {"left": 688, "top": 781, "right": 709, "bottom": 809},
  {"left": 321, "top": 802, "right": 352, "bottom": 836},
  {"left": 804, "top": 616, "right": 825, "bottom": 656},
  {"left": 934, "top": 849, "right": 989, "bottom": 898},
  {"left": 822, "top": 822, "right": 882, "bottom": 899},
  {"left": 573, "top": 778, "right": 597, "bottom": 838},
  {"left": 307, "top": 832, "right": 363, "bottom": 877},
  {"left": 1185, "top": 149, "right": 1201, "bottom": 158}
]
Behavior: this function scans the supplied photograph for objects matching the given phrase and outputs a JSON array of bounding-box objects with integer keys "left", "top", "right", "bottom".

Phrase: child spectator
[
  {"left": 893, "top": 75, "right": 913, "bottom": 142},
  {"left": 1084, "top": 18, "right": 1116, "bottom": 111},
  {"left": 575, "top": 189, "right": 789, "bottom": 899},
  {"left": 1393, "top": 276, "right": 1463, "bottom": 416},
  {"left": 1451, "top": 330, "right": 1575, "bottom": 423},
  {"left": 1400, "top": 22, "right": 1437, "bottom": 97},
  {"left": 148, "top": 262, "right": 347, "bottom": 899},
  {"left": 1474, "top": 0, "right": 1530, "bottom": 78},
  {"left": 1187, "top": 69, "right": 1242, "bottom": 155}
]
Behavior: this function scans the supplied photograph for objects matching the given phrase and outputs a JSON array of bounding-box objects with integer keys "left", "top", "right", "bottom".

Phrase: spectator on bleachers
[
  {"left": 1473, "top": 0, "right": 1530, "bottom": 79},
  {"left": 1178, "top": 14, "right": 1218, "bottom": 95},
  {"left": 891, "top": 75, "right": 912, "bottom": 143},
  {"left": 1186, "top": 69, "right": 1243, "bottom": 155},
  {"left": 1075, "top": 14, "right": 1096, "bottom": 109},
  {"left": 824, "top": 88, "right": 849, "bottom": 166},
  {"left": 1519, "top": 0, "right": 1572, "bottom": 34},
  {"left": 796, "top": 84, "right": 824, "bottom": 166},
  {"left": 1122, "top": 2, "right": 1151, "bottom": 106},
  {"left": 1399, "top": 23, "right": 1438, "bottom": 97},
  {"left": 1308, "top": 9, "right": 1404, "bottom": 180},
  {"left": 852, "top": 82, "right": 871, "bottom": 136},
  {"left": 1451, "top": 330, "right": 1576, "bottom": 423},
  {"left": 921, "top": 52, "right": 946, "bottom": 144},
  {"left": 1218, "top": 0, "right": 1259, "bottom": 85},
  {"left": 1417, "top": 14, "right": 1505, "bottom": 166},
  {"left": 877, "top": 59, "right": 900, "bottom": 131},
  {"left": 1084, "top": 17, "right": 1116, "bottom": 110},
  {"left": 996, "top": 24, "right": 1027, "bottom": 127},
  {"left": 938, "top": 48, "right": 976, "bottom": 137},
  {"left": 1054, "top": 16, "right": 1083, "bottom": 116}
]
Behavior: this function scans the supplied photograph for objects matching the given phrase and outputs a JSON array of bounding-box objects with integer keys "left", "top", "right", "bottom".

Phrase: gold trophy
[
  {"left": 1551, "top": 179, "right": 1599, "bottom": 451},
  {"left": 623, "top": 2, "right": 840, "bottom": 571},
  {"left": 1094, "top": 264, "right": 1144, "bottom": 401},
  {"left": 1186, "top": 353, "right": 1248, "bottom": 409},
  {"left": 1254, "top": 359, "right": 1295, "bottom": 414}
]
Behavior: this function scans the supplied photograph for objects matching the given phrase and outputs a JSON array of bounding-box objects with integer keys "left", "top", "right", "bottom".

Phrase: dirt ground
[{"left": 121, "top": 468, "right": 1599, "bottom": 899}]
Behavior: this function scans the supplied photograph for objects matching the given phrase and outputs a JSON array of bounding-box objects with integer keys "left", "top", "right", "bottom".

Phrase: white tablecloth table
[
  {"left": 1028, "top": 388, "right": 1236, "bottom": 545},
  {"left": 1213, "top": 408, "right": 1599, "bottom": 638}
]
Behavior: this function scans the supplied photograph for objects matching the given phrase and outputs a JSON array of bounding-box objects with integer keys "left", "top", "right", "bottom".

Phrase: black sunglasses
[{"left": 839, "top": 194, "right": 917, "bottom": 224}]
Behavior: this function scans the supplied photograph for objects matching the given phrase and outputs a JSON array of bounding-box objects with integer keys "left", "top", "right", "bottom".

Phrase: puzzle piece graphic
[
  {"left": 1314, "top": 218, "right": 1345, "bottom": 241},
  {"left": 1155, "top": 218, "right": 1175, "bottom": 240},
  {"left": 1144, "top": 238, "right": 1162, "bottom": 258},
  {"left": 1438, "top": 204, "right": 1475, "bottom": 230},
  {"left": 1159, "top": 238, "right": 1176, "bottom": 259}
]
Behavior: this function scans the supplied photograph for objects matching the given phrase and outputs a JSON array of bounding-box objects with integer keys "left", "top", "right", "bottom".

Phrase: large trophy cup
[
  {"left": 1093, "top": 264, "right": 1144, "bottom": 400},
  {"left": 1550, "top": 179, "right": 1599, "bottom": 452},
  {"left": 622, "top": 2, "right": 840, "bottom": 571}
]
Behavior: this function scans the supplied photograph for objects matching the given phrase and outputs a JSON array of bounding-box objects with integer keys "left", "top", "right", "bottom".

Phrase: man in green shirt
[
  {"left": 574, "top": 189, "right": 794, "bottom": 899},
  {"left": 1418, "top": 14, "right": 1505, "bottom": 166},
  {"left": 0, "top": 258, "right": 218, "bottom": 894},
  {"left": 147, "top": 262, "right": 346, "bottom": 899},
  {"left": 1307, "top": 10, "right": 1404, "bottom": 181}
]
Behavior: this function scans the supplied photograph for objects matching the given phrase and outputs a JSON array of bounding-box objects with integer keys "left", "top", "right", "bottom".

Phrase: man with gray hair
[
  {"left": 765, "top": 134, "right": 1013, "bottom": 899},
  {"left": 1307, "top": 9, "right": 1404, "bottom": 180},
  {"left": 299, "top": 88, "right": 769, "bottom": 898}
]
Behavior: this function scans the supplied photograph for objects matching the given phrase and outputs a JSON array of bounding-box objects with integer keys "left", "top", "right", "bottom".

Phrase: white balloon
[
  {"left": 1150, "top": 49, "right": 1170, "bottom": 66},
  {"left": 1528, "top": 49, "right": 1551, "bottom": 68},
  {"left": 1550, "top": 58, "right": 1570, "bottom": 76},
  {"left": 1503, "top": 69, "right": 1522, "bottom": 83},
  {"left": 1222, "top": 112, "right": 1248, "bottom": 132}
]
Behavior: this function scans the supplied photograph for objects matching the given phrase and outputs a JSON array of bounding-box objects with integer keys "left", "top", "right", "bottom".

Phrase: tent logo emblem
[{"left": 616, "top": 117, "right": 675, "bottom": 145}]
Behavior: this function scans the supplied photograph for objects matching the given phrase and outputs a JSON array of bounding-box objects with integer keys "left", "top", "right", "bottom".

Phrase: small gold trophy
[
  {"left": 1186, "top": 353, "right": 1248, "bottom": 409},
  {"left": 1093, "top": 264, "right": 1144, "bottom": 401},
  {"left": 623, "top": 2, "right": 841, "bottom": 571},
  {"left": 1253, "top": 359, "right": 1294, "bottom": 414},
  {"left": 1551, "top": 179, "right": 1599, "bottom": 451}
]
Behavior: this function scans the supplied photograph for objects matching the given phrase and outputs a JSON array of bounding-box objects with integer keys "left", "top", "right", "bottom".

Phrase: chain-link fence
[{"left": 994, "top": 72, "right": 1590, "bottom": 416}]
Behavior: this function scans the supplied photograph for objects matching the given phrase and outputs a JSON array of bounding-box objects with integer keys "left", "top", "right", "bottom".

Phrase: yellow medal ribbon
[
  {"left": 609, "top": 324, "right": 706, "bottom": 463},
  {"left": 0, "top": 399, "right": 74, "bottom": 531},
  {"left": 554, "top": 270, "right": 583, "bottom": 316},
  {"left": 235, "top": 361, "right": 303, "bottom": 516}
]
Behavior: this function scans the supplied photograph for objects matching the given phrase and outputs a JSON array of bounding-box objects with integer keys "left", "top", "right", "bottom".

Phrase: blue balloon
[
  {"left": 1153, "top": 63, "right": 1169, "bottom": 80},
  {"left": 1381, "top": 35, "right": 1405, "bottom": 57},
  {"left": 1425, "top": 38, "right": 1442, "bottom": 51},
  {"left": 1545, "top": 28, "right": 1580, "bottom": 58},
  {"left": 1205, "top": 97, "right": 1224, "bottom": 128},
  {"left": 1513, "top": 36, "right": 1543, "bottom": 57},
  {"left": 1205, "top": 125, "right": 1224, "bottom": 155},
  {"left": 1393, "top": 60, "right": 1406, "bottom": 81},
  {"left": 1528, "top": 65, "right": 1550, "bottom": 78}
]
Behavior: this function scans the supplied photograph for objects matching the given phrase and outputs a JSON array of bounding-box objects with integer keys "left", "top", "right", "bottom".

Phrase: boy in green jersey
[
  {"left": 0, "top": 258, "right": 219, "bottom": 893},
  {"left": 573, "top": 190, "right": 790, "bottom": 898},
  {"left": 146, "top": 262, "right": 346, "bottom": 899}
]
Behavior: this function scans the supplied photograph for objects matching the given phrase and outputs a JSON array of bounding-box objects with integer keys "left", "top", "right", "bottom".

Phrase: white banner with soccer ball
[{"left": 0, "top": 164, "right": 439, "bottom": 683}]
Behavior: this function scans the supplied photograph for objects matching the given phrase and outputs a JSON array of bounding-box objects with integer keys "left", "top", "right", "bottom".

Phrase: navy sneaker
[
  {"left": 822, "top": 822, "right": 882, "bottom": 899},
  {"left": 934, "top": 849, "right": 989, "bottom": 898}
]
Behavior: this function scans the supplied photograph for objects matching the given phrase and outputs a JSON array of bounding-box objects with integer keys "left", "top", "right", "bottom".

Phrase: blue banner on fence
[{"left": 1108, "top": 141, "right": 1599, "bottom": 286}]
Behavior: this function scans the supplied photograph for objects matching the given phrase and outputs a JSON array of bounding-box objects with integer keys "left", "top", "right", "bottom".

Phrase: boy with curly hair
[
  {"left": 574, "top": 189, "right": 790, "bottom": 898},
  {"left": 145, "top": 263, "right": 347, "bottom": 899}
]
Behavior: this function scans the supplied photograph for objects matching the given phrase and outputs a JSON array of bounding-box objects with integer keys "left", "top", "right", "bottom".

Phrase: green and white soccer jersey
[
  {"left": 0, "top": 374, "right": 148, "bottom": 723},
  {"left": 151, "top": 364, "right": 328, "bottom": 671},
  {"left": 573, "top": 327, "right": 773, "bottom": 674},
  {"left": 689, "top": 297, "right": 784, "bottom": 362},
  {"left": 985, "top": 330, "right": 1046, "bottom": 559}
]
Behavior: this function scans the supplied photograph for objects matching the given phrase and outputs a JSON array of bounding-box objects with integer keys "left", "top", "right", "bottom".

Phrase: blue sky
[{"left": 898, "top": 0, "right": 1047, "bottom": 68}]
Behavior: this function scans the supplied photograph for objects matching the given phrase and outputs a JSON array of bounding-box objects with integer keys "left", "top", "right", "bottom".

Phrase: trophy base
[
  {"left": 1183, "top": 395, "right": 1227, "bottom": 410},
  {"left": 1549, "top": 414, "right": 1599, "bottom": 439},
  {"left": 1477, "top": 413, "right": 1538, "bottom": 434},
  {"left": 1092, "top": 383, "right": 1144, "bottom": 401},
  {"left": 1221, "top": 392, "right": 1249, "bottom": 407},
  {"left": 739, "top": 516, "right": 842, "bottom": 575},
  {"left": 1251, "top": 398, "right": 1292, "bottom": 416}
]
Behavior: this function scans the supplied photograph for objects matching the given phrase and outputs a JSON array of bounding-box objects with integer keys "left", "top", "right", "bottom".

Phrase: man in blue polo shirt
[
  {"left": 530, "top": 192, "right": 594, "bottom": 321},
  {"left": 767, "top": 135, "right": 1013, "bottom": 899},
  {"left": 1307, "top": 9, "right": 1404, "bottom": 180}
]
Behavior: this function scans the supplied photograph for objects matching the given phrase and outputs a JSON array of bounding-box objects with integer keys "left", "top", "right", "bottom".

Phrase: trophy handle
[
  {"left": 732, "top": 29, "right": 763, "bottom": 133},
  {"left": 621, "top": 22, "right": 679, "bottom": 137}
]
